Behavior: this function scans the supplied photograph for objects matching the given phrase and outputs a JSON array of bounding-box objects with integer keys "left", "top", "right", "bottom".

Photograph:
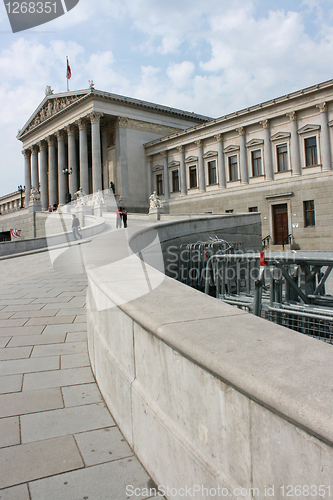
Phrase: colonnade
[
  {"left": 148, "top": 105, "right": 332, "bottom": 199},
  {"left": 22, "top": 112, "right": 107, "bottom": 209}
]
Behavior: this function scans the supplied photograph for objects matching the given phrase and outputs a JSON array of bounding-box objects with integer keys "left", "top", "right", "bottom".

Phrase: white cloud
[{"left": 166, "top": 61, "right": 195, "bottom": 88}]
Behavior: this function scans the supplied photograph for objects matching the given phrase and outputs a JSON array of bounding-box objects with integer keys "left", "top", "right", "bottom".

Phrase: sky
[{"left": 1, "top": 0, "right": 333, "bottom": 197}]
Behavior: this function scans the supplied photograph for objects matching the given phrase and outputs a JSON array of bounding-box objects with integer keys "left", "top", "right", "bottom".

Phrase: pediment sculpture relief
[{"left": 26, "top": 95, "right": 83, "bottom": 133}]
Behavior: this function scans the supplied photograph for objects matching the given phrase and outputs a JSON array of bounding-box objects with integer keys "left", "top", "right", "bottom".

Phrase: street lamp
[
  {"left": 18, "top": 185, "right": 24, "bottom": 209},
  {"left": 62, "top": 168, "right": 73, "bottom": 203}
]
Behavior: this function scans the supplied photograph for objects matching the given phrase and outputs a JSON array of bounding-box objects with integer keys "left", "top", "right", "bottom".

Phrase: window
[
  {"left": 208, "top": 160, "right": 217, "bottom": 185},
  {"left": 249, "top": 206, "right": 258, "bottom": 212},
  {"left": 225, "top": 209, "right": 234, "bottom": 213},
  {"left": 156, "top": 174, "right": 163, "bottom": 195},
  {"left": 251, "top": 150, "right": 262, "bottom": 177},
  {"left": 277, "top": 144, "right": 289, "bottom": 172},
  {"left": 189, "top": 166, "right": 197, "bottom": 188},
  {"left": 228, "top": 156, "right": 238, "bottom": 181},
  {"left": 305, "top": 137, "right": 318, "bottom": 166},
  {"left": 172, "top": 170, "right": 179, "bottom": 192},
  {"left": 304, "top": 200, "right": 315, "bottom": 227}
]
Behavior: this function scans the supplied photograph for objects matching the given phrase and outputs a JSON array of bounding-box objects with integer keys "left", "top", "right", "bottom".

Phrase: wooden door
[{"left": 273, "top": 203, "right": 288, "bottom": 244}]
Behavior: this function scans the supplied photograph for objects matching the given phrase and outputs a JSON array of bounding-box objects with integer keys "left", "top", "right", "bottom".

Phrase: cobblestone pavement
[{"left": 0, "top": 249, "right": 159, "bottom": 500}]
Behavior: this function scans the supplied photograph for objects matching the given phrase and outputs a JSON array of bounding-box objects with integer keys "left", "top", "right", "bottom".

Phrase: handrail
[
  {"left": 262, "top": 234, "right": 271, "bottom": 249},
  {"left": 282, "top": 233, "right": 293, "bottom": 250}
]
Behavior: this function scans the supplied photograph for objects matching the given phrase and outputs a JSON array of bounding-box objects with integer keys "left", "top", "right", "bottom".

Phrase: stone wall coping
[{"left": 84, "top": 217, "right": 333, "bottom": 447}]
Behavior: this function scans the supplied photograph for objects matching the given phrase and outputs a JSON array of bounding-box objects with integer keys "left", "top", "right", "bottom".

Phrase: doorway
[{"left": 273, "top": 203, "right": 289, "bottom": 244}]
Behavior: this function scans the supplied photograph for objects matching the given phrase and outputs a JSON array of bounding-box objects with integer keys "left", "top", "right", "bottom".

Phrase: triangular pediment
[
  {"left": 17, "top": 90, "right": 90, "bottom": 139},
  {"left": 185, "top": 155, "right": 198, "bottom": 163},
  {"left": 223, "top": 145, "right": 240, "bottom": 153},
  {"left": 168, "top": 160, "right": 180, "bottom": 167},
  {"left": 270, "top": 131, "right": 291, "bottom": 142},
  {"left": 203, "top": 150, "right": 217, "bottom": 159},
  {"left": 152, "top": 165, "right": 163, "bottom": 172},
  {"left": 246, "top": 139, "right": 264, "bottom": 148},
  {"left": 297, "top": 124, "right": 321, "bottom": 135}
]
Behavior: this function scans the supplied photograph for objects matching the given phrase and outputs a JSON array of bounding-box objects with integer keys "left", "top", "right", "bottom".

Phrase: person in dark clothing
[
  {"left": 110, "top": 181, "right": 115, "bottom": 194},
  {"left": 72, "top": 214, "right": 82, "bottom": 240},
  {"left": 122, "top": 208, "right": 128, "bottom": 228}
]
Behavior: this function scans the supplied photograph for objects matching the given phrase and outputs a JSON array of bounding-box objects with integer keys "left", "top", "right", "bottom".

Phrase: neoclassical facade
[
  {"left": 16, "top": 79, "right": 333, "bottom": 249},
  {"left": 145, "top": 79, "right": 333, "bottom": 250},
  {"left": 17, "top": 85, "right": 210, "bottom": 212}
]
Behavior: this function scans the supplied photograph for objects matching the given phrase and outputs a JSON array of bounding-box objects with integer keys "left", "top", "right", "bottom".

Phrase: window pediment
[
  {"left": 185, "top": 155, "right": 198, "bottom": 163},
  {"left": 203, "top": 150, "right": 218, "bottom": 159},
  {"left": 168, "top": 160, "right": 180, "bottom": 168},
  {"left": 246, "top": 139, "right": 264, "bottom": 148},
  {"left": 297, "top": 124, "right": 321, "bottom": 135},
  {"left": 223, "top": 145, "right": 240, "bottom": 154},
  {"left": 153, "top": 165, "right": 163, "bottom": 172},
  {"left": 270, "top": 131, "right": 291, "bottom": 142}
]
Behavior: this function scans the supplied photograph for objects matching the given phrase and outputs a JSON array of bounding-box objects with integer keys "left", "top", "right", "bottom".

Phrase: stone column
[
  {"left": 162, "top": 151, "right": 169, "bottom": 198},
  {"left": 78, "top": 119, "right": 89, "bottom": 195},
  {"left": 23, "top": 149, "right": 31, "bottom": 207},
  {"left": 287, "top": 111, "right": 301, "bottom": 175},
  {"left": 31, "top": 145, "right": 39, "bottom": 190},
  {"left": 117, "top": 117, "right": 130, "bottom": 199},
  {"left": 47, "top": 136, "right": 58, "bottom": 207},
  {"left": 236, "top": 127, "right": 249, "bottom": 184},
  {"left": 317, "top": 102, "right": 332, "bottom": 171},
  {"left": 56, "top": 131, "right": 67, "bottom": 205},
  {"left": 260, "top": 119, "right": 273, "bottom": 180},
  {"left": 215, "top": 134, "right": 226, "bottom": 188},
  {"left": 66, "top": 124, "right": 78, "bottom": 196},
  {"left": 177, "top": 145, "right": 187, "bottom": 195},
  {"left": 195, "top": 140, "right": 205, "bottom": 191},
  {"left": 89, "top": 112, "right": 103, "bottom": 193},
  {"left": 38, "top": 141, "right": 48, "bottom": 210},
  {"left": 147, "top": 155, "right": 153, "bottom": 197},
  {"left": 101, "top": 124, "right": 109, "bottom": 190}
]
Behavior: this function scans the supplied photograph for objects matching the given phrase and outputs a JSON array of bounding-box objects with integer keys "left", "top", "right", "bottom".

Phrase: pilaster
[{"left": 287, "top": 111, "right": 301, "bottom": 175}]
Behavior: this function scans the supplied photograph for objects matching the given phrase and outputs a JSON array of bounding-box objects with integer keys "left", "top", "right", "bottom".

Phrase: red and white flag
[
  {"left": 66, "top": 57, "right": 71, "bottom": 80},
  {"left": 10, "top": 229, "right": 21, "bottom": 240}
]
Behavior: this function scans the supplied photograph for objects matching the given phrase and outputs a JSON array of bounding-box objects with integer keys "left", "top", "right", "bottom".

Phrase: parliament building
[{"left": 2, "top": 79, "right": 333, "bottom": 250}]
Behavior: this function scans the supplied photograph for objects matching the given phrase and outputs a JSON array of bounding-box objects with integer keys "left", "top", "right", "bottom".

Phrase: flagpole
[{"left": 66, "top": 56, "right": 69, "bottom": 92}]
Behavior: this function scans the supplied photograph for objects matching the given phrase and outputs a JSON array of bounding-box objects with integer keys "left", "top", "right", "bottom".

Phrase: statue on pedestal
[{"left": 149, "top": 191, "right": 162, "bottom": 210}]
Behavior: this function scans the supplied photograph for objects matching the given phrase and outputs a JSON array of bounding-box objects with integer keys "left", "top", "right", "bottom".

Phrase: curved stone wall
[{"left": 85, "top": 215, "right": 333, "bottom": 499}]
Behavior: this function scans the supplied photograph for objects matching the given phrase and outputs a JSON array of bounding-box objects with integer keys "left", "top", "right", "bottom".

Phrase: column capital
[
  {"left": 146, "top": 154, "right": 154, "bottom": 161},
  {"left": 65, "top": 124, "right": 76, "bottom": 135},
  {"left": 31, "top": 144, "right": 39, "bottom": 153},
  {"left": 316, "top": 102, "right": 327, "bottom": 113},
  {"left": 161, "top": 151, "right": 168, "bottom": 158},
  {"left": 177, "top": 145, "right": 184, "bottom": 152},
  {"left": 286, "top": 111, "right": 297, "bottom": 121},
  {"left": 56, "top": 130, "right": 65, "bottom": 141},
  {"left": 46, "top": 135, "right": 56, "bottom": 146},
  {"left": 260, "top": 119, "right": 270, "bottom": 129},
  {"left": 195, "top": 139, "right": 202, "bottom": 147},
  {"left": 214, "top": 133, "right": 223, "bottom": 142},
  {"left": 117, "top": 116, "right": 128, "bottom": 127},
  {"left": 236, "top": 127, "right": 246, "bottom": 136},
  {"left": 37, "top": 140, "right": 47, "bottom": 150},
  {"left": 22, "top": 149, "right": 31, "bottom": 158},
  {"left": 89, "top": 112, "right": 103, "bottom": 124},
  {"left": 77, "top": 118, "right": 88, "bottom": 130}
]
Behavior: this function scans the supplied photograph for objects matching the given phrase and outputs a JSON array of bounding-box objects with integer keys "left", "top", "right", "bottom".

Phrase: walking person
[
  {"left": 116, "top": 207, "right": 122, "bottom": 228},
  {"left": 72, "top": 214, "right": 82, "bottom": 240},
  {"left": 122, "top": 208, "right": 128, "bottom": 228}
]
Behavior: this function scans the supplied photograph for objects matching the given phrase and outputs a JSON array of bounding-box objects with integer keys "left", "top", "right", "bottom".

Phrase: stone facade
[
  {"left": 17, "top": 87, "right": 210, "bottom": 213},
  {"left": 145, "top": 79, "right": 333, "bottom": 250}
]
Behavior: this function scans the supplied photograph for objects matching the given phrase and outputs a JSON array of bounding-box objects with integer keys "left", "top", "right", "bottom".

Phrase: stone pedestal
[
  {"left": 28, "top": 199, "right": 42, "bottom": 213},
  {"left": 93, "top": 203, "right": 105, "bottom": 217},
  {"left": 148, "top": 207, "right": 164, "bottom": 221},
  {"left": 75, "top": 205, "right": 93, "bottom": 227}
]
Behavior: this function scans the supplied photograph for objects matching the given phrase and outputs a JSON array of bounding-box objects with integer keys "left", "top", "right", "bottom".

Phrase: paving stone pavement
[{"left": 0, "top": 250, "right": 162, "bottom": 500}]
